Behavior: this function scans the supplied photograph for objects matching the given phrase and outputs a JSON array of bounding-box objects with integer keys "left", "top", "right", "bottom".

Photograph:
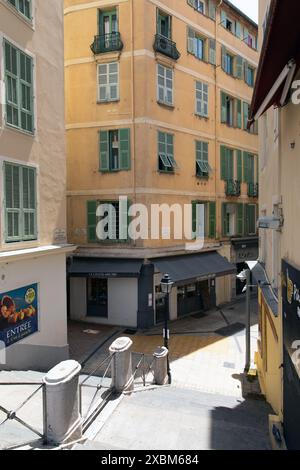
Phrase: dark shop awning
[
  {"left": 249, "top": 0, "right": 300, "bottom": 125},
  {"left": 68, "top": 257, "right": 143, "bottom": 278},
  {"left": 153, "top": 252, "right": 236, "bottom": 284}
]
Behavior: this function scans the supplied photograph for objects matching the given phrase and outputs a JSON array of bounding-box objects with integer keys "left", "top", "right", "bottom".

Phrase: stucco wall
[{"left": 0, "top": 252, "right": 69, "bottom": 371}]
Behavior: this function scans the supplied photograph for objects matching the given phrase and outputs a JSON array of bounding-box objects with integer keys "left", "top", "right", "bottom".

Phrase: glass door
[{"left": 87, "top": 278, "right": 108, "bottom": 318}]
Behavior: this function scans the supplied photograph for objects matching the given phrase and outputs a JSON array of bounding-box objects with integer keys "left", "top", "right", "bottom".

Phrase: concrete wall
[{"left": 0, "top": 253, "right": 69, "bottom": 371}]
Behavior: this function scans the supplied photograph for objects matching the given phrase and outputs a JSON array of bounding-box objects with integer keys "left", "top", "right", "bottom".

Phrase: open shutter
[
  {"left": 236, "top": 56, "right": 244, "bottom": 79},
  {"left": 187, "top": 27, "right": 196, "bottom": 54},
  {"left": 243, "top": 102, "right": 249, "bottom": 130},
  {"left": 221, "top": 92, "right": 227, "bottom": 123},
  {"left": 187, "top": 0, "right": 195, "bottom": 6},
  {"left": 243, "top": 152, "right": 249, "bottom": 183},
  {"left": 222, "top": 203, "right": 227, "bottom": 236},
  {"left": 119, "top": 128, "right": 131, "bottom": 170},
  {"left": 221, "top": 46, "right": 227, "bottom": 71},
  {"left": 220, "top": 10, "right": 227, "bottom": 26},
  {"left": 87, "top": 200, "right": 98, "bottom": 243},
  {"left": 208, "top": 39, "right": 216, "bottom": 65},
  {"left": 209, "top": 202, "right": 216, "bottom": 239},
  {"left": 119, "top": 197, "right": 129, "bottom": 241},
  {"left": 236, "top": 99, "right": 242, "bottom": 128},
  {"left": 99, "top": 131, "right": 109, "bottom": 171},
  {"left": 208, "top": 0, "right": 216, "bottom": 20},
  {"left": 236, "top": 21, "right": 242, "bottom": 38},
  {"left": 228, "top": 150, "right": 234, "bottom": 180},
  {"left": 236, "top": 150, "right": 242, "bottom": 182},
  {"left": 237, "top": 203, "right": 244, "bottom": 236},
  {"left": 244, "top": 204, "right": 249, "bottom": 235},
  {"left": 220, "top": 146, "right": 227, "bottom": 180}
]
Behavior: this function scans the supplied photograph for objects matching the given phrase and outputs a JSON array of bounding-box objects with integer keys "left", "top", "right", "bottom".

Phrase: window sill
[
  {"left": 97, "top": 99, "right": 120, "bottom": 105},
  {"left": 5, "top": 123, "right": 35, "bottom": 138},
  {"left": 195, "top": 113, "right": 209, "bottom": 120},
  {"left": 158, "top": 170, "right": 175, "bottom": 175},
  {"left": 99, "top": 168, "right": 131, "bottom": 173},
  {"left": 157, "top": 100, "right": 174, "bottom": 109},
  {"left": 196, "top": 174, "right": 209, "bottom": 180}
]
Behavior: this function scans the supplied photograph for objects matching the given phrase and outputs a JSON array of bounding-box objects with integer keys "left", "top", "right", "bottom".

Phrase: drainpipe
[
  {"left": 215, "top": 1, "right": 223, "bottom": 240},
  {"left": 130, "top": 0, "right": 137, "bottom": 247}
]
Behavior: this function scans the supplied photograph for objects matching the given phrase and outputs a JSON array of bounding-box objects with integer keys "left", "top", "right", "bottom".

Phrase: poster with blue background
[{"left": 0, "top": 284, "right": 38, "bottom": 347}]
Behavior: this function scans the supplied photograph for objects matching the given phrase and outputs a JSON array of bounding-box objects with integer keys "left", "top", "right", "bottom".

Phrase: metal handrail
[
  {"left": 0, "top": 383, "right": 45, "bottom": 440},
  {"left": 226, "top": 179, "right": 241, "bottom": 196},
  {"left": 131, "top": 352, "right": 155, "bottom": 387},
  {"left": 90, "top": 32, "right": 124, "bottom": 54},
  {"left": 153, "top": 33, "right": 181, "bottom": 60}
]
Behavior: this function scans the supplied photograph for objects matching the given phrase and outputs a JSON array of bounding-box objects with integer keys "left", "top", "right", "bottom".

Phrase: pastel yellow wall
[{"left": 65, "top": 0, "right": 259, "bottom": 249}]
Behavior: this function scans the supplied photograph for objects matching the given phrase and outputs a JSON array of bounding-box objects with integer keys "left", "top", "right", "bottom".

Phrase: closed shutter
[
  {"left": 4, "top": 162, "right": 21, "bottom": 241},
  {"left": 222, "top": 203, "right": 227, "bottom": 236},
  {"left": 236, "top": 149, "right": 242, "bottom": 182},
  {"left": 228, "top": 149, "right": 234, "bottom": 180},
  {"left": 22, "top": 166, "right": 36, "bottom": 240},
  {"left": 99, "top": 130, "right": 109, "bottom": 171},
  {"left": 237, "top": 203, "right": 244, "bottom": 236},
  {"left": 220, "top": 145, "right": 227, "bottom": 180},
  {"left": 119, "top": 128, "right": 131, "bottom": 170},
  {"left": 187, "top": 27, "right": 196, "bottom": 54},
  {"left": 192, "top": 200, "right": 197, "bottom": 240},
  {"left": 221, "top": 92, "right": 227, "bottom": 123},
  {"left": 244, "top": 204, "right": 249, "bottom": 235},
  {"left": 119, "top": 197, "right": 129, "bottom": 241},
  {"left": 87, "top": 200, "right": 98, "bottom": 243},
  {"left": 208, "top": 39, "right": 216, "bottom": 65},
  {"left": 243, "top": 102, "right": 249, "bottom": 130},
  {"left": 209, "top": 202, "right": 216, "bottom": 239},
  {"left": 243, "top": 152, "right": 249, "bottom": 183}
]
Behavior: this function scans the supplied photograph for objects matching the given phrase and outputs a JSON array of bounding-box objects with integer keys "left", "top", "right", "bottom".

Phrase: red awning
[{"left": 249, "top": 0, "right": 300, "bottom": 126}]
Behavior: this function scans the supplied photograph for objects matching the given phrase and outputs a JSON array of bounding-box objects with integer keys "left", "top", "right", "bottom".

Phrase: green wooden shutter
[
  {"left": 236, "top": 150, "right": 242, "bottom": 182},
  {"left": 220, "top": 146, "right": 227, "bottom": 180},
  {"left": 22, "top": 166, "right": 36, "bottom": 240},
  {"left": 187, "top": 27, "right": 195, "bottom": 54},
  {"left": 236, "top": 99, "right": 242, "bottom": 128},
  {"left": 243, "top": 102, "right": 249, "bottom": 130},
  {"left": 192, "top": 200, "right": 197, "bottom": 240},
  {"left": 4, "top": 162, "right": 21, "bottom": 241},
  {"left": 87, "top": 200, "right": 98, "bottom": 242},
  {"left": 236, "top": 56, "right": 244, "bottom": 79},
  {"left": 208, "top": 39, "right": 216, "bottom": 65},
  {"left": 209, "top": 202, "right": 216, "bottom": 239},
  {"left": 244, "top": 203, "right": 249, "bottom": 235},
  {"left": 119, "top": 128, "right": 131, "bottom": 170},
  {"left": 221, "top": 10, "right": 227, "bottom": 26},
  {"left": 243, "top": 152, "right": 249, "bottom": 183},
  {"left": 222, "top": 203, "right": 227, "bottom": 236},
  {"left": 99, "top": 131, "right": 109, "bottom": 171},
  {"left": 237, "top": 203, "right": 244, "bottom": 236},
  {"left": 228, "top": 149, "right": 234, "bottom": 180},
  {"left": 221, "top": 92, "right": 227, "bottom": 123},
  {"left": 221, "top": 46, "right": 227, "bottom": 71},
  {"left": 208, "top": 0, "right": 216, "bottom": 20}
]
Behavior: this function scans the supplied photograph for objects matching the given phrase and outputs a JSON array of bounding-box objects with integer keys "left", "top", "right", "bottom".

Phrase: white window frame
[
  {"left": 157, "top": 64, "right": 174, "bottom": 107},
  {"left": 97, "top": 62, "right": 119, "bottom": 103}
]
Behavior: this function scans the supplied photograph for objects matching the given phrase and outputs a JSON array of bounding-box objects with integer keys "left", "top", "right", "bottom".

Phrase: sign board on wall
[{"left": 0, "top": 284, "right": 38, "bottom": 347}]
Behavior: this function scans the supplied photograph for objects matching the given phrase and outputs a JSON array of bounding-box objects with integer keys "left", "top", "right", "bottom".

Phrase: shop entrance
[
  {"left": 177, "top": 281, "right": 210, "bottom": 318},
  {"left": 87, "top": 278, "right": 108, "bottom": 318}
]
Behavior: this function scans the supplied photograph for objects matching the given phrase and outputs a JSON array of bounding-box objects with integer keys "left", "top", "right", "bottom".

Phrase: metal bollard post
[
  {"left": 153, "top": 347, "right": 168, "bottom": 385},
  {"left": 109, "top": 337, "right": 133, "bottom": 393},
  {"left": 43, "top": 360, "right": 82, "bottom": 445}
]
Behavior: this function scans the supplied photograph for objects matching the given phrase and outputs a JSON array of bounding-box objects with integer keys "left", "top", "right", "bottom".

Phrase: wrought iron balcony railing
[
  {"left": 226, "top": 180, "right": 241, "bottom": 197},
  {"left": 153, "top": 34, "right": 180, "bottom": 60},
  {"left": 248, "top": 182, "right": 259, "bottom": 197},
  {"left": 90, "top": 32, "right": 124, "bottom": 55}
]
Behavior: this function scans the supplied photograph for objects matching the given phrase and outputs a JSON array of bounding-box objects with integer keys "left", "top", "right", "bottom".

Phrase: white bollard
[
  {"left": 109, "top": 337, "right": 133, "bottom": 393},
  {"left": 153, "top": 347, "right": 168, "bottom": 385},
  {"left": 43, "top": 360, "right": 82, "bottom": 445}
]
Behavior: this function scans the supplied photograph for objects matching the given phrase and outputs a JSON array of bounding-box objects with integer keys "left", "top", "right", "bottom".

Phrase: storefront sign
[
  {"left": 282, "top": 260, "right": 300, "bottom": 376},
  {"left": 0, "top": 284, "right": 38, "bottom": 347}
]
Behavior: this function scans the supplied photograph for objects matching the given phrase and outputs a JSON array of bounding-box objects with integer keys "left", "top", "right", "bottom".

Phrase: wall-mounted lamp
[{"left": 290, "top": 141, "right": 296, "bottom": 149}]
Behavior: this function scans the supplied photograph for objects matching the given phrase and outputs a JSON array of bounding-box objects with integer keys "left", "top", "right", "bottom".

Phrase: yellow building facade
[{"left": 65, "top": 0, "right": 259, "bottom": 329}]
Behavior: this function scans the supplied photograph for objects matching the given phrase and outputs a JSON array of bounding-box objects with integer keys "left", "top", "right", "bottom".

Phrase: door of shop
[
  {"left": 87, "top": 278, "right": 108, "bottom": 318},
  {"left": 177, "top": 281, "right": 208, "bottom": 318},
  {"left": 282, "top": 260, "right": 300, "bottom": 450}
]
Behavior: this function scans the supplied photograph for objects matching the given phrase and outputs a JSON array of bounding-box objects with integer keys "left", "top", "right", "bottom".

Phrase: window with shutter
[
  {"left": 98, "top": 62, "right": 119, "bottom": 102},
  {"left": 236, "top": 150, "right": 243, "bottom": 182},
  {"left": 4, "top": 162, "right": 37, "bottom": 243},
  {"left": 196, "top": 141, "right": 211, "bottom": 177},
  {"left": 4, "top": 40, "right": 34, "bottom": 134},
  {"left": 195, "top": 81, "right": 208, "bottom": 117},
  {"left": 99, "top": 129, "right": 131, "bottom": 172},
  {"left": 157, "top": 64, "right": 173, "bottom": 106},
  {"left": 158, "top": 131, "right": 177, "bottom": 173},
  {"left": 8, "top": 0, "right": 32, "bottom": 20},
  {"left": 209, "top": 202, "right": 216, "bottom": 239}
]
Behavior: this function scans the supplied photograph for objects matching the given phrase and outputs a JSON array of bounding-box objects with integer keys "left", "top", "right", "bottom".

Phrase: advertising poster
[{"left": 0, "top": 284, "right": 38, "bottom": 347}]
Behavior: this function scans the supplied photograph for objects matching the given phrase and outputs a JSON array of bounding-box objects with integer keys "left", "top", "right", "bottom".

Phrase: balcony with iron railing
[
  {"left": 153, "top": 34, "right": 180, "bottom": 61},
  {"left": 248, "top": 182, "right": 259, "bottom": 198},
  {"left": 90, "top": 32, "right": 124, "bottom": 55},
  {"left": 225, "top": 180, "right": 241, "bottom": 197}
]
